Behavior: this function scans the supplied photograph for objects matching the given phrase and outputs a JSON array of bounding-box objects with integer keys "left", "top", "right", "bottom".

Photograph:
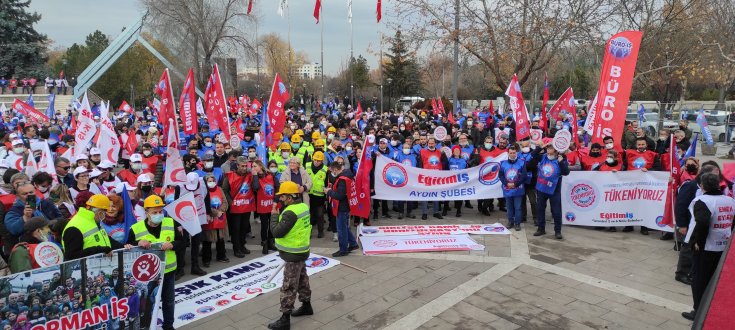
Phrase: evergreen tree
[
  {"left": 384, "top": 30, "right": 422, "bottom": 99},
  {"left": 0, "top": 0, "right": 48, "bottom": 78}
]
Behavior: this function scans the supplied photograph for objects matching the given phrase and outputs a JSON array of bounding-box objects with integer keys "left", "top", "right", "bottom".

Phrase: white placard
[{"left": 359, "top": 234, "right": 485, "bottom": 255}]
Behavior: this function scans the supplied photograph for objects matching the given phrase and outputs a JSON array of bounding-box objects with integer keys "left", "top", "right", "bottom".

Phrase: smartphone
[{"left": 26, "top": 195, "right": 36, "bottom": 209}]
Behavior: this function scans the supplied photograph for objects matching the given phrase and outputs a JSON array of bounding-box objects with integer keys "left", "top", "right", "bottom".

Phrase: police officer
[
  {"left": 306, "top": 151, "right": 328, "bottom": 238},
  {"left": 268, "top": 181, "right": 313, "bottom": 330},
  {"left": 127, "top": 195, "right": 181, "bottom": 330},
  {"left": 62, "top": 194, "right": 122, "bottom": 260}
]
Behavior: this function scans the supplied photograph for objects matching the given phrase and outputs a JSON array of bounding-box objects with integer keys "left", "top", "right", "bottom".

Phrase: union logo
[
  {"left": 382, "top": 163, "right": 408, "bottom": 188},
  {"left": 478, "top": 162, "right": 501, "bottom": 185}
]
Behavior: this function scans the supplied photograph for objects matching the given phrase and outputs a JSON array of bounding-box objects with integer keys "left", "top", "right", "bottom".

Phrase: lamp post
[
  {"left": 386, "top": 78, "right": 393, "bottom": 112},
  {"left": 302, "top": 83, "right": 307, "bottom": 113}
]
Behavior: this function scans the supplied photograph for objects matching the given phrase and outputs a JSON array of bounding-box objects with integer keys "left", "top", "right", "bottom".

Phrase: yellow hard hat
[
  {"left": 291, "top": 134, "right": 303, "bottom": 144},
  {"left": 277, "top": 181, "right": 300, "bottom": 195},
  {"left": 313, "top": 139, "right": 325, "bottom": 147},
  {"left": 327, "top": 126, "right": 336, "bottom": 133},
  {"left": 280, "top": 142, "right": 292, "bottom": 151},
  {"left": 312, "top": 131, "right": 321, "bottom": 140},
  {"left": 86, "top": 194, "right": 111, "bottom": 210},
  {"left": 294, "top": 129, "right": 304, "bottom": 137},
  {"left": 312, "top": 151, "right": 325, "bottom": 161},
  {"left": 143, "top": 195, "right": 164, "bottom": 208}
]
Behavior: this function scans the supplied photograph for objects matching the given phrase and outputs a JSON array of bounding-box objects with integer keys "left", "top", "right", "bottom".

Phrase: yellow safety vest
[
  {"left": 62, "top": 207, "right": 111, "bottom": 253},
  {"left": 275, "top": 203, "right": 311, "bottom": 254},
  {"left": 306, "top": 163, "right": 328, "bottom": 197},
  {"left": 131, "top": 217, "right": 178, "bottom": 273}
]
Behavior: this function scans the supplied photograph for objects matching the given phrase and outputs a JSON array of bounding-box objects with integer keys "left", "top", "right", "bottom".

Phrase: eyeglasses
[{"left": 58, "top": 166, "right": 71, "bottom": 170}]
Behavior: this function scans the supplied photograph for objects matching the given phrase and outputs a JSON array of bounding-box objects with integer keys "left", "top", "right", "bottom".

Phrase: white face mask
[
  {"left": 206, "top": 181, "right": 217, "bottom": 189},
  {"left": 606, "top": 157, "right": 615, "bottom": 164},
  {"left": 547, "top": 154, "right": 556, "bottom": 160},
  {"left": 282, "top": 152, "right": 290, "bottom": 158},
  {"left": 402, "top": 148, "right": 411, "bottom": 155},
  {"left": 131, "top": 163, "right": 142, "bottom": 170},
  {"left": 484, "top": 143, "right": 492, "bottom": 149},
  {"left": 391, "top": 140, "right": 399, "bottom": 147},
  {"left": 204, "top": 142, "right": 213, "bottom": 147},
  {"left": 269, "top": 167, "right": 279, "bottom": 173},
  {"left": 327, "top": 133, "right": 335, "bottom": 140},
  {"left": 345, "top": 147, "right": 353, "bottom": 152},
  {"left": 13, "top": 147, "right": 24, "bottom": 154},
  {"left": 204, "top": 161, "right": 214, "bottom": 169},
  {"left": 143, "top": 150, "right": 152, "bottom": 157},
  {"left": 248, "top": 151, "right": 256, "bottom": 159},
  {"left": 225, "top": 148, "right": 233, "bottom": 153},
  {"left": 605, "top": 143, "right": 614, "bottom": 149},
  {"left": 521, "top": 147, "right": 530, "bottom": 153}
]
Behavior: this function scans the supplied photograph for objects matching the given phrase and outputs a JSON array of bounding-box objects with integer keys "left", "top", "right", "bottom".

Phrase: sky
[{"left": 28, "top": 0, "right": 393, "bottom": 76}]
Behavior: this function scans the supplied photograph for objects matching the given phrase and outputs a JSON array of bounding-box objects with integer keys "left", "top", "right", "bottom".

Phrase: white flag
[
  {"left": 73, "top": 92, "right": 97, "bottom": 159},
  {"left": 277, "top": 0, "right": 288, "bottom": 17},
  {"left": 163, "top": 120, "right": 187, "bottom": 188},
  {"left": 195, "top": 97, "right": 205, "bottom": 115},
  {"left": 32, "top": 141, "right": 58, "bottom": 186},
  {"left": 24, "top": 148, "right": 38, "bottom": 178},
  {"left": 0, "top": 103, "right": 6, "bottom": 115},
  {"left": 163, "top": 192, "right": 202, "bottom": 236},
  {"left": 348, "top": 0, "right": 353, "bottom": 23},
  {"left": 98, "top": 101, "right": 121, "bottom": 163}
]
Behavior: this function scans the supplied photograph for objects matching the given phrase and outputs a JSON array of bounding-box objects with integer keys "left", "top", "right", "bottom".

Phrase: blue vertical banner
[
  {"left": 46, "top": 93, "right": 56, "bottom": 119},
  {"left": 696, "top": 108, "right": 714, "bottom": 145}
]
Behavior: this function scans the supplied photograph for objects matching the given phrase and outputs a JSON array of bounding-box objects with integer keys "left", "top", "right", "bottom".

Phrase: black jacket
[
  {"left": 327, "top": 170, "right": 353, "bottom": 213},
  {"left": 675, "top": 179, "right": 699, "bottom": 228}
]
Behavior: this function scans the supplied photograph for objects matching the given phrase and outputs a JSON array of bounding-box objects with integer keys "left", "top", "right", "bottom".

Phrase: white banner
[
  {"left": 358, "top": 223, "right": 510, "bottom": 236},
  {"left": 74, "top": 92, "right": 97, "bottom": 158},
  {"left": 373, "top": 154, "right": 506, "bottom": 201},
  {"left": 360, "top": 234, "right": 485, "bottom": 255},
  {"left": 561, "top": 171, "right": 673, "bottom": 232},
  {"left": 170, "top": 253, "right": 339, "bottom": 328},
  {"left": 98, "top": 100, "right": 121, "bottom": 163}
]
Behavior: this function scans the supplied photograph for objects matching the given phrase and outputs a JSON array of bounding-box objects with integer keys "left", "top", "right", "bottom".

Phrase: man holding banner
[{"left": 532, "top": 143, "right": 570, "bottom": 239}]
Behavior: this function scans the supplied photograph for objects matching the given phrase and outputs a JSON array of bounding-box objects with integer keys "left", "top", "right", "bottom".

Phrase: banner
[
  {"left": 504, "top": 74, "right": 531, "bottom": 141},
  {"left": 154, "top": 69, "right": 177, "bottom": 142},
  {"left": 359, "top": 234, "right": 485, "bottom": 255},
  {"left": 163, "top": 192, "right": 203, "bottom": 236},
  {"left": 547, "top": 87, "right": 576, "bottom": 124},
  {"left": 163, "top": 120, "right": 187, "bottom": 188},
  {"left": 205, "top": 64, "right": 231, "bottom": 140},
  {"left": 73, "top": 92, "right": 98, "bottom": 159},
  {"left": 13, "top": 98, "right": 49, "bottom": 123},
  {"left": 358, "top": 223, "right": 511, "bottom": 236},
  {"left": 170, "top": 253, "right": 339, "bottom": 328},
  {"left": 0, "top": 249, "right": 165, "bottom": 330},
  {"left": 540, "top": 72, "right": 549, "bottom": 132},
  {"left": 589, "top": 31, "right": 643, "bottom": 147},
  {"left": 98, "top": 101, "right": 121, "bottom": 163},
  {"left": 373, "top": 154, "right": 505, "bottom": 201},
  {"left": 561, "top": 171, "right": 673, "bottom": 231},
  {"left": 352, "top": 136, "right": 373, "bottom": 218},
  {"left": 266, "top": 73, "right": 289, "bottom": 134},
  {"left": 179, "top": 68, "right": 198, "bottom": 135}
]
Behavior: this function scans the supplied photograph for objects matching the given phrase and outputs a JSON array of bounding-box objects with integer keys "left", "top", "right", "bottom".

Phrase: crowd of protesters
[{"left": 0, "top": 76, "right": 73, "bottom": 95}]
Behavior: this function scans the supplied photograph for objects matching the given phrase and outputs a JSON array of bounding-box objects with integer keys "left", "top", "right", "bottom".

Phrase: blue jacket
[
  {"left": 499, "top": 159, "right": 527, "bottom": 197},
  {"left": 534, "top": 153, "right": 570, "bottom": 195},
  {"left": 394, "top": 152, "right": 418, "bottom": 167},
  {"left": 455, "top": 144, "right": 475, "bottom": 160},
  {"left": 4, "top": 197, "right": 62, "bottom": 236},
  {"left": 448, "top": 157, "right": 468, "bottom": 170}
]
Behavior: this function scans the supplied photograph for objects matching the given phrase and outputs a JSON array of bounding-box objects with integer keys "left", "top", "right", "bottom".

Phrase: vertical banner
[
  {"left": 589, "top": 31, "right": 643, "bottom": 147},
  {"left": 0, "top": 249, "right": 165, "bottom": 330},
  {"left": 154, "top": 69, "right": 177, "bottom": 142},
  {"left": 504, "top": 74, "right": 531, "bottom": 141},
  {"left": 352, "top": 136, "right": 373, "bottom": 218},
  {"left": 206, "top": 64, "right": 231, "bottom": 141},
  {"left": 163, "top": 120, "right": 187, "bottom": 187},
  {"left": 266, "top": 73, "right": 289, "bottom": 133},
  {"left": 540, "top": 73, "right": 549, "bottom": 132},
  {"left": 179, "top": 68, "right": 199, "bottom": 135},
  {"left": 74, "top": 92, "right": 98, "bottom": 158},
  {"left": 99, "top": 101, "right": 121, "bottom": 163}
]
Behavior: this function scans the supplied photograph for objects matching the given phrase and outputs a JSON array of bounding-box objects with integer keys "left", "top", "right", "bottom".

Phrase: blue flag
[
  {"left": 121, "top": 188, "right": 137, "bottom": 243},
  {"left": 26, "top": 94, "right": 34, "bottom": 107},
  {"left": 696, "top": 108, "right": 714, "bottom": 145},
  {"left": 257, "top": 106, "right": 269, "bottom": 163},
  {"left": 681, "top": 132, "right": 699, "bottom": 166},
  {"left": 46, "top": 94, "right": 56, "bottom": 119},
  {"left": 637, "top": 104, "right": 645, "bottom": 128}
]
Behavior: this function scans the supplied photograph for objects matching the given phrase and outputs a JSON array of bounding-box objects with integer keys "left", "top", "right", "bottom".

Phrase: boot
[
  {"left": 290, "top": 301, "right": 314, "bottom": 317},
  {"left": 269, "top": 239, "right": 277, "bottom": 251},
  {"left": 215, "top": 240, "right": 229, "bottom": 263},
  {"left": 191, "top": 265, "right": 207, "bottom": 276},
  {"left": 261, "top": 241, "right": 269, "bottom": 254},
  {"left": 267, "top": 313, "right": 290, "bottom": 330},
  {"left": 201, "top": 241, "right": 212, "bottom": 268}
]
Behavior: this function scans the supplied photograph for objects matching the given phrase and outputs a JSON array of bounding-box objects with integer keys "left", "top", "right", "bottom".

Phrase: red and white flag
[
  {"left": 179, "top": 68, "right": 198, "bottom": 135},
  {"left": 247, "top": 0, "right": 254, "bottom": 15},
  {"left": 314, "top": 0, "right": 321, "bottom": 23},
  {"left": 248, "top": 98, "right": 262, "bottom": 115},
  {"left": 73, "top": 92, "right": 97, "bottom": 159},
  {"left": 540, "top": 72, "right": 549, "bottom": 132},
  {"left": 661, "top": 134, "right": 680, "bottom": 229},
  {"left": 548, "top": 87, "right": 576, "bottom": 124},
  {"left": 355, "top": 102, "right": 363, "bottom": 117},
  {"left": 118, "top": 100, "right": 133, "bottom": 113},
  {"left": 266, "top": 73, "right": 289, "bottom": 133},
  {"left": 163, "top": 192, "right": 202, "bottom": 236},
  {"left": 352, "top": 136, "right": 373, "bottom": 218},
  {"left": 504, "top": 74, "right": 531, "bottom": 141},
  {"left": 98, "top": 101, "right": 121, "bottom": 163},
  {"left": 12, "top": 99, "right": 49, "bottom": 123},
  {"left": 124, "top": 132, "right": 139, "bottom": 155},
  {"left": 163, "top": 119, "right": 187, "bottom": 188},
  {"left": 155, "top": 69, "right": 177, "bottom": 142},
  {"left": 205, "top": 64, "right": 231, "bottom": 141},
  {"left": 376, "top": 0, "right": 382, "bottom": 23}
]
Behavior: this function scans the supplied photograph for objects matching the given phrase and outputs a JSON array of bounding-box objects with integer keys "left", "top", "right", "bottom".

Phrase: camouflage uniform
[{"left": 280, "top": 261, "right": 311, "bottom": 313}]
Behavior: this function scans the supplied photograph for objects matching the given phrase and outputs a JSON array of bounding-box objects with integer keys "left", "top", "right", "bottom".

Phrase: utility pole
[{"left": 452, "top": 0, "right": 460, "bottom": 114}]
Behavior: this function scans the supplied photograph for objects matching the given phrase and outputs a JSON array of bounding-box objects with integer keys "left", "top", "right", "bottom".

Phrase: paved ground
[{"left": 177, "top": 144, "right": 735, "bottom": 330}]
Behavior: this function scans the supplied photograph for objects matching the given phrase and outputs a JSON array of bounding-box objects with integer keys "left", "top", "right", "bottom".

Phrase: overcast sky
[{"left": 29, "top": 0, "right": 395, "bottom": 76}]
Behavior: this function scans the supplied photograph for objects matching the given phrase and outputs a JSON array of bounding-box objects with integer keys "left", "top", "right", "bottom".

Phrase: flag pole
[
  {"left": 287, "top": 1, "right": 292, "bottom": 97},
  {"left": 379, "top": 28, "right": 383, "bottom": 114},
  {"left": 350, "top": 1, "right": 354, "bottom": 109},
  {"left": 256, "top": 19, "right": 261, "bottom": 97},
  {"left": 320, "top": 1, "right": 324, "bottom": 107}
]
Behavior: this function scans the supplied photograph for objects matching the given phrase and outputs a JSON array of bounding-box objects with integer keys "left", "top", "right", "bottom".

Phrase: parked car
[
  {"left": 625, "top": 112, "right": 677, "bottom": 137},
  {"left": 684, "top": 113, "right": 731, "bottom": 142}
]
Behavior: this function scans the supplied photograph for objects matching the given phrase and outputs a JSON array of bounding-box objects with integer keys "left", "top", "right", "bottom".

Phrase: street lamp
[
  {"left": 302, "top": 83, "right": 307, "bottom": 113},
  {"left": 386, "top": 78, "right": 393, "bottom": 112}
]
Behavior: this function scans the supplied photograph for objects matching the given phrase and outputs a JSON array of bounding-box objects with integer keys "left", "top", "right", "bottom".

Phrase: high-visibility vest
[
  {"left": 271, "top": 153, "right": 289, "bottom": 173},
  {"left": 62, "top": 207, "right": 111, "bottom": 253},
  {"left": 274, "top": 203, "right": 311, "bottom": 254},
  {"left": 131, "top": 217, "right": 177, "bottom": 273},
  {"left": 306, "top": 163, "right": 328, "bottom": 197}
]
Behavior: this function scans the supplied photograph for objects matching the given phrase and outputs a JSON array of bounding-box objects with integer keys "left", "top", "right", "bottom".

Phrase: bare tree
[
  {"left": 140, "top": 0, "right": 256, "bottom": 87},
  {"left": 695, "top": 0, "right": 735, "bottom": 106},
  {"left": 395, "top": 0, "right": 613, "bottom": 90}
]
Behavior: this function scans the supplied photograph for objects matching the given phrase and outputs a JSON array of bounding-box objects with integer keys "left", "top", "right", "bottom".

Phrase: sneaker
[
  {"left": 681, "top": 310, "right": 695, "bottom": 320},
  {"left": 422, "top": 214, "right": 428, "bottom": 220},
  {"left": 332, "top": 251, "right": 349, "bottom": 257},
  {"left": 332, "top": 233, "right": 338, "bottom": 242},
  {"left": 640, "top": 227, "right": 649, "bottom": 235},
  {"left": 382, "top": 213, "right": 392, "bottom": 219},
  {"left": 506, "top": 222, "right": 513, "bottom": 229},
  {"left": 433, "top": 213, "right": 443, "bottom": 220},
  {"left": 533, "top": 229, "right": 546, "bottom": 236},
  {"left": 255, "top": 218, "right": 261, "bottom": 224},
  {"left": 515, "top": 224, "right": 521, "bottom": 231},
  {"left": 398, "top": 214, "right": 404, "bottom": 220},
  {"left": 622, "top": 226, "right": 634, "bottom": 232},
  {"left": 555, "top": 232, "right": 563, "bottom": 239},
  {"left": 317, "top": 232, "right": 324, "bottom": 238},
  {"left": 348, "top": 245, "right": 360, "bottom": 251},
  {"left": 455, "top": 210, "right": 461, "bottom": 217}
]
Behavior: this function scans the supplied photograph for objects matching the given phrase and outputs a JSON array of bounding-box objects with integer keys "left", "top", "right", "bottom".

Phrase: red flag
[
  {"left": 249, "top": 98, "right": 262, "bottom": 115},
  {"left": 247, "top": 0, "right": 254, "bottom": 15},
  {"left": 203, "top": 75, "right": 218, "bottom": 131},
  {"left": 179, "top": 68, "right": 198, "bottom": 135},
  {"left": 66, "top": 115, "right": 77, "bottom": 135},
  {"left": 447, "top": 108, "right": 456, "bottom": 125},
  {"left": 266, "top": 73, "right": 289, "bottom": 133},
  {"left": 570, "top": 99, "right": 579, "bottom": 144},
  {"left": 548, "top": 87, "right": 576, "bottom": 125},
  {"left": 590, "top": 31, "right": 643, "bottom": 148},
  {"left": 488, "top": 100, "right": 495, "bottom": 117},
  {"left": 228, "top": 96, "right": 237, "bottom": 113},
  {"left": 430, "top": 98, "right": 439, "bottom": 116},
  {"left": 661, "top": 134, "right": 681, "bottom": 229},
  {"left": 438, "top": 98, "right": 446, "bottom": 114},
  {"left": 12, "top": 99, "right": 49, "bottom": 123},
  {"left": 59, "top": 70, "right": 64, "bottom": 79},
  {"left": 154, "top": 69, "right": 177, "bottom": 141},
  {"left": 118, "top": 100, "right": 133, "bottom": 113},
  {"left": 205, "top": 64, "right": 231, "bottom": 141},
  {"left": 234, "top": 117, "right": 244, "bottom": 139},
  {"left": 351, "top": 138, "right": 373, "bottom": 218},
  {"left": 540, "top": 72, "right": 549, "bottom": 132},
  {"left": 355, "top": 102, "right": 363, "bottom": 117},
  {"left": 124, "top": 132, "right": 138, "bottom": 155},
  {"left": 314, "top": 0, "right": 321, "bottom": 23},
  {"left": 376, "top": 0, "right": 382, "bottom": 23},
  {"left": 504, "top": 74, "right": 531, "bottom": 141}
]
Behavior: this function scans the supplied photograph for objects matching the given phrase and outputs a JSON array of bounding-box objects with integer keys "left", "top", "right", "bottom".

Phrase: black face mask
[
  {"left": 589, "top": 151, "right": 601, "bottom": 157},
  {"left": 141, "top": 185, "right": 152, "bottom": 193},
  {"left": 685, "top": 164, "right": 698, "bottom": 173}
]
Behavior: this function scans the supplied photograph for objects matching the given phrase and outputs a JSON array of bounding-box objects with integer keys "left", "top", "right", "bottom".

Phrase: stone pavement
[{"left": 178, "top": 202, "right": 695, "bottom": 330}]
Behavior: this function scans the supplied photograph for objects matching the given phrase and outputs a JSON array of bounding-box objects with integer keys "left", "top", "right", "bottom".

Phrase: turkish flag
[
  {"left": 154, "top": 69, "right": 177, "bottom": 142},
  {"left": 163, "top": 192, "right": 202, "bottom": 235},
  {"left": 118, "top": 100, "right": 133, "bottom": 113},
  {"left": 266, "top": 73, "right": 289, "bottom": 133},
  {"left": 351, "top": 137, "right": 373, "bottom": 219},
  {"left": 355, "top": 102, "right": 363, "bottom": 117},
  {"left": 124, "top": 132, "right": 139, "bottom": 155},
  {"left": 376, "top": 0, "right": 382, "bottom": 23},
  {"left": 548, "top": 87, "right": 575, "bottom": 124},
  {"left": 249, "top": 98, "right": 262, "bottom": 115},
  {"left": 314, "top": 0, "right": 321, "bottom": 23},
  {"left": 448, "top": 108, "right": 456, "bottom": 125},
  {"left": 488, "top": 100, "right": 495, "bottom": 117},
  {"left": 163, "top": 120, "right": 187, "bottom": 188},
  {"left": 179, "top": 68, "right": 198, "bottom": 135},
  {"left": 504, "top": 74, "right": 531, "bottom": 141},
  {"left": 205, "top": 64, "right": 231, "bottom": 140},
  {"left": 247, "top": 0, "right": 253, "bottom": 15}
]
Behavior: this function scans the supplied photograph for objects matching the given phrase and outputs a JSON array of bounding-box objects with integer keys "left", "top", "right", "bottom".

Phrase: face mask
[
  {"left": 321, "top": 121, "right": 328, "bottom": 127},
  {"left": 521, "top": 147, "right": 530, "bottom": 153},
  {"left": 400, "top": 127, "right": 405, "bottom": 131},
  {"left": 590, "top": 151, "right": 601, "bottom": 157},
  {"left": 637, "top": 148, "right": 646, "bottom": 153},
  {"left": 605, "top": 143, "right": 614, "bottom": 149},
  {"left": 292, "top": 143, "right": 300, "bottom": 149},
  {"left": 38, "top": 185, "right": 49, "bottom": 193},
  {"left": 141, "top": 185, "right": 152, "bottom": 193},
  {"left": 346, "top": 147, "right": 353, "bottom": 152},
  {"left": 484, "top": 143, "right": 492, "bottom": 149},
  {"left": 328, "top": 133, "right": 335, "bottom": 140},
  {"left": 207, "top": 181, "right": 217, "bottom": 189},
  {"left": 204, "top": 161, "right": 214, "bottom": 169},
  {"left": 467, "top": 121, "right": 473, "bottom": 126},
  {"left": 606, "top": 157, "right": 615, "bottom": 164},
  {"left": 686, "top": 164, "right": 697, "bottom": 173},
  {"left": 428, "top": 146, "right": 436, "bottom": 151},
  {"left": 659, "top": 136, "right": 667, "bottom": 141},
  {"left": 149, "top": 213, "right": 164, "bottom": 224},
  {"left": 143, "top": 150, "right": 152, "bottom": 157},
  {"left": 269, "top": 167, "right": 279, "bottom": 173},
  {"left": 509, "top": 155, "right": 517, "bottom": 161},
  {"left": 204, "top": 142, "right": 213, "bottom": 147},
  {"left": 556, "top": 125, "right": 562, "bottom": 130},
  {"left": 14, "top": 147, "right": 24, "bottom": 154},
  {"left": 248, "top": 151, "right": 256, "bottom": 159},
  {"left": 402, "top": 148, "right": 411, "bottom": 155},
  {"left": 131, "top": 163, "right": 142, "bottom": 170},
  {"left": 225, "top": 148, "right": 233, "bottom": 153},
  {"left": 282, "top": 152, "right": 290, "bottom": 158},
  {"left": 460, "top": 141, "right": 467, "bottom": 147},
  {"left": 391, "top": 140, "right": 399, "bottom": 147},
  {"left": 547, "top": 154, "right": 555, "bottom": 160}
]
